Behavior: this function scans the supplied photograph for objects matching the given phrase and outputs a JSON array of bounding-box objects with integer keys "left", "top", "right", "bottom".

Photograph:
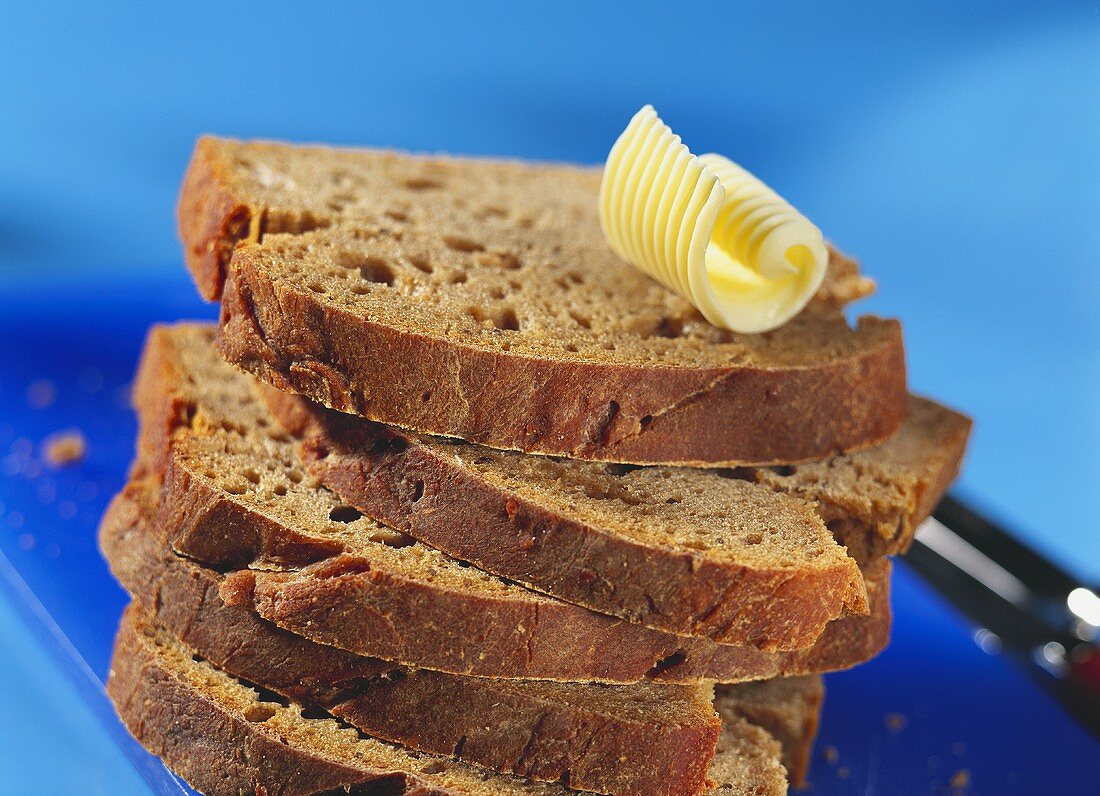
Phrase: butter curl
[{"left": 599, "top": 105, "right": 827, "bottom": 333}]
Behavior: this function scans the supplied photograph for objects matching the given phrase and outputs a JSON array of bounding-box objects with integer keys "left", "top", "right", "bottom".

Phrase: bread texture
[
  {"left": 109, "top": 607, "right": 829, "bottom": 796},
  {"left": 101, "top": 481, "right": 726, "bottom": 796},
  {"left": 130, "top": 322, "right": 892, "bottom": 682},
  {"left": 716, "top": 677, "right": 824, "bottom": 789},
  {"left": 178, "top": 136, "right": 907, "bottom": 466}
]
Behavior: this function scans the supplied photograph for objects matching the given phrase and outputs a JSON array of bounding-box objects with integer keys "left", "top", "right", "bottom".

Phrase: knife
[{"left": 909, "top": 496, "right": 1100, "bottom": 736}]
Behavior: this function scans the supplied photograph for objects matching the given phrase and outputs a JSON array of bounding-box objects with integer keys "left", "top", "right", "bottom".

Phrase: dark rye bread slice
[
  {"left": 178, "top": 135, "right": 907, "bottom": 466},
  {"left": 110, "top": 607, "right": 805, "bottom": 796},
  {"left": 716, "top": 677, "right": 824, "bottom": 790},
  {"left": 132, "top": 323, "right": 892, "bottom": 682},
  {"left": 263, "top": 388, "right": 967, "bottom": 641},
  {"left": 147, "top": 323, "right": 868, "bottom": 649},
  {"left": 730, "top": 395, "right": 970, "bottom": 563},
  {"left": 101, "top": 482, "right": 722, "bottom": 796}
]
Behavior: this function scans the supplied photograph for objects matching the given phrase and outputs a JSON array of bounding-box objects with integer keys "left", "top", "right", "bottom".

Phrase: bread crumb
[
  {"left": 837, "top": 766, "right": 849, "bottom": 780},
  {"left": 823, "top": 745, "right": 839, "bottom": 764},
  {"left": 43, "top": 430, "right": 86, "bottom": 467},
  {"left": 951, "top": 768, "right": 971, "bottom": 790},
  {"left": 26, "top": 379, "right": 57, "bottom": 409},
  {"left": 884, "top": 712, "right": 908, "bottom": 733}
]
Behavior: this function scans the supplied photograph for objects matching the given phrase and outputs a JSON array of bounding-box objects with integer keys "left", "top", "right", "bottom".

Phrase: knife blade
[{"left": 909, "top": 495, "right": 1100, "bottom": 736}]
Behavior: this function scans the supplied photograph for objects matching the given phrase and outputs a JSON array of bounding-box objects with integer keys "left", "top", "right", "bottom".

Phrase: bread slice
[
  {"left": 101, "top": 481, "right": 723, "bottom": 796},
  {"left": 110, "top": 606, "right": 827, "bottom": 796},
  {"left": 270, "top": 387, "right": 967, "bottom": 586},
  {"left": 178, "top": 136, "right": 907, "bottom": 466},
  {"left": 130, "top": 322, "right": 891, "bottom": 681},
  {"left": 263, "top": 386, "right": 966, "bottom": 640},
  {"left": 141, "top": 323, "right": 868, "bottom": 649}
]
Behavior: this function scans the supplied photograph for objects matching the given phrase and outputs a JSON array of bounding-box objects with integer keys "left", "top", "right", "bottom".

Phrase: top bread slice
[
  {"left": 132, "top": 323, "right": 892, "bottom": 680},
  {"left": 178, "top": 136, "right": 907, "bottom": 466}
]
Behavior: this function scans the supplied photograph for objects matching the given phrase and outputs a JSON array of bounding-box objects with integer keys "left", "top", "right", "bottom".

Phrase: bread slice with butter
[
  {"left": 178, "top": 136, "right": 907, "bottom": 467},
  {"left": 132, "top": 322, "right": 892, "bottom": 680},
  {"left": 101, "top": 481, "right": 725, "bottom": 796},
  {"left": 110, "top": 607, "right": 830, "bottom": 796}
]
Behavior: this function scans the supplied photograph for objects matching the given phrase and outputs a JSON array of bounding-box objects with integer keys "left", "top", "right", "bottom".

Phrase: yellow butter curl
[{"left": 598, "top": 105, "right": 828, "bottom": 333}]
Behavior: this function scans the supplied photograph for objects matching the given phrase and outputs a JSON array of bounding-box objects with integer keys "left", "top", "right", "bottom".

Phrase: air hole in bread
[
  {"left": 406, "top": 254, "right": 433, "bottom": 274},
  {"left": 488, "top": 286, "right": 505, "bottom": 300},
  {"left": 569, "top": 311, "right": 591, "bottom": 330},
  {"left": 604, "top": 463, "right": 642, "bottom": 477},
  {"left": 242, "top": 704, "right": 277, "bottom": 723},
  {"left": 419, "top": 761, "right": 448, "bottom": 775},
  {"left": 243, "top": 468, "right": 261, "bottom": 485},
  {"left": 308, "top": 283, "right": 326, "bottom": 294},
  {"left": 329, "top": 505, "right": 364, "bottom": 523},
  {"left": 411, "top": 481, "right": 425, "bottom": 502},
  {"left": 420, "top": 391, "right": 432, "bottom": 402},
  {"left": 771, "top": 465, "right": 797, "bottom": 477},
  {"left": 467, "top": 306, "right": 521, "bottom": 332},
  {"left": 443, "top": 234, "right": 485, "bottom": 253},
  {"left": 744, "top": 533, "right": 764, "bottom": 545},
  {"left": 385, "top": 209, "right": 410, "bottom": 222},
  {"left": 273, "top": 484, "right": 288, "bottom": 496},
  {"left": 476, "top": 250, "right": 521, "bottom": 270},
  {"left": 653, "top": 316, "right": 685, "bottom": 338},
  {"left": 449, "top": 272, "right": 468, "bottom": 285},
  {"left": 479, "top": 205, "right": 508, "bottom": 219},
  {"left": 287, "top": 470, "right": 304, "bottom": 484},
  {"left": 353, "top": 256, "right": 396, "bottom": 287},
  {"left": 640, "top": 415, "right": 653, "bottom": 429},
  {"left": 403, "top": 177, "right": 444, "bottom": 191}
]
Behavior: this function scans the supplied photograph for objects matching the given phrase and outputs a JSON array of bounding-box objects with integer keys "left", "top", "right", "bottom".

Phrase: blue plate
[{"left": 0, "top": 278, "right": 1096, "bottom": 794}]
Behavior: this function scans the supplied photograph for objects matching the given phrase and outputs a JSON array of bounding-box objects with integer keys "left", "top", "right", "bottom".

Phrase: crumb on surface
[
  {"left": 885, "top": 712, "right": 908, "bottom": 733},
  {"left": 823, "top": 745, "right": 839, "bottom": 764},
  {"left": 836, "top": 766, "right": 849, "bottom": 780},
  {"left": 43, "top": 430, "right": 87, "bottom": 467},
  {"left": 951, "top": 768, "right": 971, "bottom": 790}
]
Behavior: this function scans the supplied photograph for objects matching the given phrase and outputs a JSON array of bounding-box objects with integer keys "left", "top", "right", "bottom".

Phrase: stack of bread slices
[{"left": 101, "top": 137, "right": 971, "bottom": 796}]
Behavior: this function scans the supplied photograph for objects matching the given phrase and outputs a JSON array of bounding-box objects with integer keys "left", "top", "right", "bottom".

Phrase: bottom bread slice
[
  {"left": 101, "top": 480, "right": 723, "bottom": 796},
  {"left": 109, "top": 607, "right": 816, "bottom": 796}
]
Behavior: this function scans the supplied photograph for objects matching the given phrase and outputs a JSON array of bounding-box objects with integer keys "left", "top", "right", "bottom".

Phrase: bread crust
[
  {"left": 101, "top": 484, "right": 722, "bottom": 796},
  {"left": 179, "top": 136, "right": 908, "bottom": 467}
]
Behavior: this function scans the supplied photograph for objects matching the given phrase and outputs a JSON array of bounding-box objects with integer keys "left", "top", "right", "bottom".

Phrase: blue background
[{"left": 1, "top": 1, "right": 1098, "bottom": 792}]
